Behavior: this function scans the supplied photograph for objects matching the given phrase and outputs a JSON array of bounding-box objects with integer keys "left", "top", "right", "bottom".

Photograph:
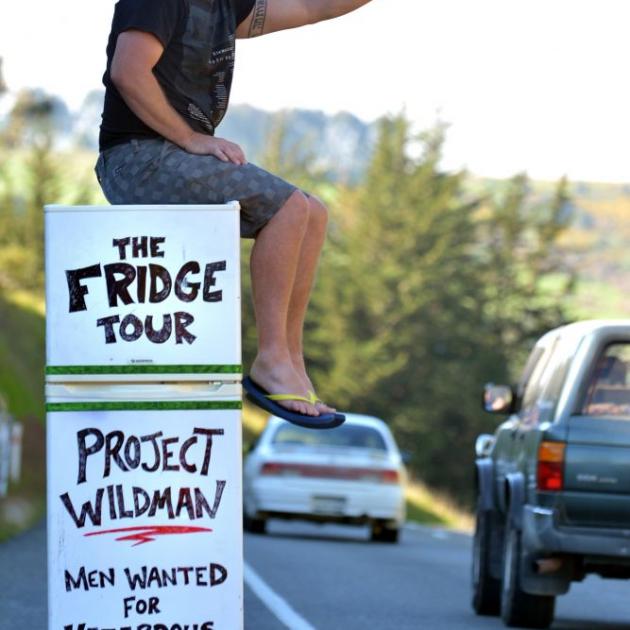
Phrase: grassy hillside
[
  {"left": 470, "top": 177, "right": 630, "bottom": 320},
  {"left": 564, "top": 192, "right": 630, "bottom": 317}
]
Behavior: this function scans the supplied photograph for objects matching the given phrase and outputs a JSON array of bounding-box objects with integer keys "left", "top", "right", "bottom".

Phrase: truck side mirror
[{"left": 482, "top": 383, "right": 514, "bottom": 415}]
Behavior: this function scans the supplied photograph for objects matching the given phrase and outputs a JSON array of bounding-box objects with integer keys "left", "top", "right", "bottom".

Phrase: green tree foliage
[
  {"left": 2, "top": 89, "right": 58, "bottom": 148},
  {"left": 479, "top": 174, "right": 576, "bottom": 371},
  {"left": 0, "top": 89, "right": 98, "bottom": 291},
  {"left": 0, "top": 90, "right": 60, "bottom": 291},
  {"left": 304, "top": 117, "right": 492, "bottom": 497},
  {"left": 303, "top": 115, "right": 574, "bottom": 502},
  {"left": 238, "top": 112, "right": 574, "bottom": 503},
  {"left": 0, "top": 79, "right": 575, "bottom": 505}
]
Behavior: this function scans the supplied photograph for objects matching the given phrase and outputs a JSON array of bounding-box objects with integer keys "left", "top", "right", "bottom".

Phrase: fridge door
[
  {"left": 45, "top": 204, "right": 241, "bottom": 382},
  {"left": 46, "top": 383, "right": 243, "bottom": 629}
]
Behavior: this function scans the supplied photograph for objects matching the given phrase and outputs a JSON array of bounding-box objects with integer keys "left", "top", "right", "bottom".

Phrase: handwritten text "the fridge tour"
[{"left": 65, "top": 236, "right": 227, "bottom": 345}]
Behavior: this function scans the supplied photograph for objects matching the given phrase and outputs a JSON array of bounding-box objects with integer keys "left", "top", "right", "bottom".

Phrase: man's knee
[
  {"left": 281, "top": 190, "right": 310, "bottom": 223},
  {"left": 307, "top": 195, "right": 329, "bottom": 228}
]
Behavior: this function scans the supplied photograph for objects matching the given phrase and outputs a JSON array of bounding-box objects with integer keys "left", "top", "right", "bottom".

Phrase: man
[{"left": 96, "top": 0, "right": 372, "bottom": 428}]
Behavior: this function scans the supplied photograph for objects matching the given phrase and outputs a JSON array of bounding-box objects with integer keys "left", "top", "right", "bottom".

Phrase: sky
[{"left": 1, "top": 0, "right": 630, "bottom": 181}]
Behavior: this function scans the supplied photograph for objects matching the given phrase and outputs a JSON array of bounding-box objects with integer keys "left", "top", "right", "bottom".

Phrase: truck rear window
[{"left": 582, "top": 343, "right": 630, "bottom": 417}]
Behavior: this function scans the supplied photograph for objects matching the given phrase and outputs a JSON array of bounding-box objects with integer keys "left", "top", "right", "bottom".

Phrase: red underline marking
[{"left": 84, "top": 525, "right": 213, "bottom": 547}]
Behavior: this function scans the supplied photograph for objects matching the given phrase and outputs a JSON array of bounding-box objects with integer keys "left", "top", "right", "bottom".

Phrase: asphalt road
[{"left": 2, "top": 520, "right": 630, "bottom": 629}]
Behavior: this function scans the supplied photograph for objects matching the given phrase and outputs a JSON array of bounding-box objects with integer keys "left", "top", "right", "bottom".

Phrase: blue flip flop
[{"left": 242, "top": 376, "right": 345, "bottom": 430}]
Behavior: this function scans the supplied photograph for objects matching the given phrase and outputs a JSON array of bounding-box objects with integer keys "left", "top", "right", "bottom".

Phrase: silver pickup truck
[{"left": 472, "top": 320, "right": 630, "bottom": 629}]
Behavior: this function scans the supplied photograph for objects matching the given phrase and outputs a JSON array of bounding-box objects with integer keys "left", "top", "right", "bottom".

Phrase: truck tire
[
  {"left": 472, "top": 502, "right": 501, "bottom": 615},
  {"left": 501, "top": 519, "right": 555, "bottom": 628}
]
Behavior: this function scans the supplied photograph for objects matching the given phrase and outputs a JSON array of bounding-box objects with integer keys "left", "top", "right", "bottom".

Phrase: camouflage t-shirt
[{"left": 99, "top": 0, "right": 255, "bottom": 151}]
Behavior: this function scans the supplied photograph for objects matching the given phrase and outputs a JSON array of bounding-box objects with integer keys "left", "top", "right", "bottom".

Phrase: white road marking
[
  {"left": 432, "top": 530, "right": 449, "bottom": 540},
  {"left": 244, "top": 562, "right": 317, "bottom": 630}
]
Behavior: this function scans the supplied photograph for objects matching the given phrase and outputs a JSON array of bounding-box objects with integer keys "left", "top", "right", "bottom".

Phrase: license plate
[{"left": 311, "top": 496, "right": 346, "bottom": 514}]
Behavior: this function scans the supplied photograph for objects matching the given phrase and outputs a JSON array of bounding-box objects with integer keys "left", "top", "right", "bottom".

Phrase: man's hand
[
  {"left": 183, "top": 133, "right": 247, "bottom": 165},
  {"left": 236, "top": 0, "right": 373, "bottom": 39}
]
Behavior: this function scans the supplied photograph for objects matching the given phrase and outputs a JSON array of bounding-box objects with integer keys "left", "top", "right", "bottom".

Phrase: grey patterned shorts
[{"left": 95, "top": 138, "right": 298, "bottom": 238}]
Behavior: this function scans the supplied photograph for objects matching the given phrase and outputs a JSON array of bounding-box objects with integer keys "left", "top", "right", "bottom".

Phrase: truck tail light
[{"left": 537, "top": 441, "right": 566, "bottom": 491}]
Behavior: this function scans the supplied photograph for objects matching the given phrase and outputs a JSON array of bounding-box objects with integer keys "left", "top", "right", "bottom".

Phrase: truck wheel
[
  {"left": 501, "top": 519, "right": 555, "bottom": 628},
  {"left": 471, "top": 502, "right": 501, "bottom": 615}
]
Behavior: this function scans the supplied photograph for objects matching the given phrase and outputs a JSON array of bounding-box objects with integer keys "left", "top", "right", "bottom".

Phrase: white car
[{"left": 243, "top": 413, "right": 407, "bottom": 542}]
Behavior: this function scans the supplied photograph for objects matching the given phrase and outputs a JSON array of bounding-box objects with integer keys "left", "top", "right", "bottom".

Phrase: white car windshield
[{"left": 272, "top": 423, "right": 388, "bottom": 451}]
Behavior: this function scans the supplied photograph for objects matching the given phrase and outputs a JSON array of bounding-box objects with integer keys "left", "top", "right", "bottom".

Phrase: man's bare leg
[
  {"left": 285, "top": 195, "right": 336, "bottom": 414},
  {"left": 249, "top": 190, "right": 319, "bottom": 416}
]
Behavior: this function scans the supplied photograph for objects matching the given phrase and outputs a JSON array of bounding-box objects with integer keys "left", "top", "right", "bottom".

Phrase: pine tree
[
  {"left": 305, "top": 116, "right": 499, "bottom": 495},
  {"left": 236, "top": 111, "right": 575, "bottom": 504},
  {"left": 0, "top": 88, "right": 98, "bottom": 292},
  {"left": 479, "top": 174, "right": 576, "bottom": 372}
]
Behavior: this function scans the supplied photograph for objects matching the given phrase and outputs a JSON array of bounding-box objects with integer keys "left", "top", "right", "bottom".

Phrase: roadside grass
[
  {"left": 405, "top": 478, "right": 473, "bottom": 532},
  {"left": 242, "top": 403, "right": 473, "bottom": 532},
  {"left": 0, "top": 290, "right": 45, "bottom": 419}
]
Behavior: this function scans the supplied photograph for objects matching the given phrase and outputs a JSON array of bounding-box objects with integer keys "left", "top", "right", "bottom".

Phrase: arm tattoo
[{"left": 248, "top": 0, "right": 268, "bottom": 37}]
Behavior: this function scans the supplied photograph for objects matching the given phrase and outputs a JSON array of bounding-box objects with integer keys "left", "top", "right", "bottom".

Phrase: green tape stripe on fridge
[
  {"left": 46, "top": 365, "right": 242, "bottom": 376},
  {"left": 46, "top": 401, "right": 243, "bottom": 412}
]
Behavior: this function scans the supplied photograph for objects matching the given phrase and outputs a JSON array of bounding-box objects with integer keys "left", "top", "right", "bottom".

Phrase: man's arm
[
  {"left": 111, "top": 30, "right": 246, "bottom": 164},
  {"left": 236, "top": 0, "right": 373, "bottom": 39}
]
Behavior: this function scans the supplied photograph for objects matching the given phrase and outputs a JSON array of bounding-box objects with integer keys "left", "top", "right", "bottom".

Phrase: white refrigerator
[{"left": 45, "top": 204, "right": 243, "bottom": 630}]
